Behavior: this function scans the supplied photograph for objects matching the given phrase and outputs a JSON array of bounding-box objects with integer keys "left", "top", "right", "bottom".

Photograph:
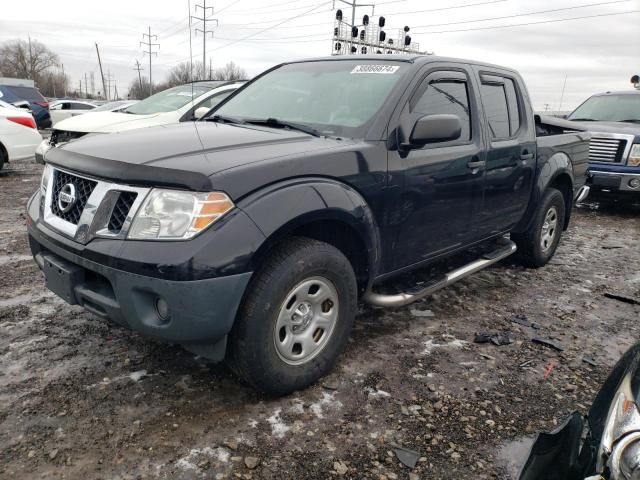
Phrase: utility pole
[
  {"left": 105, "top": 70, "right": 114, "bottom": 101},
  {"left": 140, "top": 26, "right": 159, "bottom": 96},
  {"left": 133, "top": 60, "right": 144, "bottom": 95},
  {"left": 90, "top": 72, "right": 95, "bottom": 97},
  {"left": 333, "top": 0, "right": 375, "bottom": 28},
  {"left": 95, "top": 43, "right": 108, "bottom": 100},
  {"left": 78, "top": 79, "right": 82, "bottom": 97},
  {"left": 191, "top": 0, "right": 218, "bottom": 78},
  {"left": 84, "top": 72, "right": 88, "bottom": 98}
]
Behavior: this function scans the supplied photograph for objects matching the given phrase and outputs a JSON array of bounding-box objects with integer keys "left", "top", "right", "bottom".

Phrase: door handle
[
  {"left": 520, "top": 153, "right": 534, "bottom": 161},
  {"left": 467, "top": 159, "right": 486, "bottom": 170}
]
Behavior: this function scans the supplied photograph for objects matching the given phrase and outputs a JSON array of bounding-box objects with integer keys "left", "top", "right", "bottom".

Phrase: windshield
[
  {"left": 125, "top": 84, "right": 211, "bottom": 115},
  {"left": 568, "top": 94, "right": 640, "bottom": 122},
  {"left": 213, "top": 60, "right": 408, "bottom": 137}
]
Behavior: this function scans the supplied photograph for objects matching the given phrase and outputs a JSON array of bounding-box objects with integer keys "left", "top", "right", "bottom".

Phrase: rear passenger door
[{"left": 474, "top": 71, "right": 536, "bottom": 236}]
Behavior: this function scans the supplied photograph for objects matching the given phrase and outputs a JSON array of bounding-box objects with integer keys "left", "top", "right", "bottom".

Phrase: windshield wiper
[
  {"left": 244, "top": 118, "right": 322, "bottom": 137},
  {"left": 620, "top": 119, "right": 640, "bottom": 124},
  {"left": 569, "top": 118, "right": 596, "bottom": 121},
  {"left": 207, "top": 114, "right": 245, "bottom": 125}
]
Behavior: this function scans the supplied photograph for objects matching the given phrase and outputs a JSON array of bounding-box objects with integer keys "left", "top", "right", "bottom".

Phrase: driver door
[{"left": 388, "top": 68, "right": 487, "bottom": 270}]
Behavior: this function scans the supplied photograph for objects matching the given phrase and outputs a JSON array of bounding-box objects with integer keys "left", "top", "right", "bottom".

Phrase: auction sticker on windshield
[{"left": 351, "top": 65, "right": 400, "bottom": 74}]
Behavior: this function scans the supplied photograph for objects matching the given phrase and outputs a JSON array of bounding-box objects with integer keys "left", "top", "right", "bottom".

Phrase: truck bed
[{"left": 536, "top": 115, "right": 591, "bottom": 194}]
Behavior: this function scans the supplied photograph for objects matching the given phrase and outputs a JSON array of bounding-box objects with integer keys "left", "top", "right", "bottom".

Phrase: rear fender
[
  {"left": 237, "top": 177, "right": 381, "bottom": 285},
  {"left": 513, "top": 152, "right": 574, "bottom": 233}
]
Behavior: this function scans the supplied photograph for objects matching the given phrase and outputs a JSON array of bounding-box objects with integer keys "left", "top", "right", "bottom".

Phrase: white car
[
  {"left": 49, "top": 100, "right": 97, "bottom": 126},
  {"left": 36, "top": 80, "right": 244, "bottom": 164},
  {"left": 0, "top": 99, "right": 42, "bottom": 169}
]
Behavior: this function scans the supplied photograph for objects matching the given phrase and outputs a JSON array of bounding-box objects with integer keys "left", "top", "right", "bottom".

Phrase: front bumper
[
  {"left": 588, "top": 169, "right": 640, "bottom": 193},
  {"left": 27, "top": 192, "right": 255, "bottom": 361}
]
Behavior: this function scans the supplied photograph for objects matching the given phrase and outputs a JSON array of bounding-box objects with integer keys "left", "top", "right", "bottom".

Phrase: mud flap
[{"left": 519, "top": 412, "right": 584, "bottom": 480}]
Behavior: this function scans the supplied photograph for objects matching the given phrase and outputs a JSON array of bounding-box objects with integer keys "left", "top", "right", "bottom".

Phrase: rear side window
[
  {"left": 480, "top": 83, "right": 509, "bottom": 139},
  {"left": 504, "top": 79, "right": 521, "bottom": 135},
  {"left": 6, "top": 86, "right": 45, "bottom": 102},
  {"left": 72, "top": 103, "right": 94, "bottom": 110},
  {"left": 412, "top": 80, "right": 471, "bottom": 142}
]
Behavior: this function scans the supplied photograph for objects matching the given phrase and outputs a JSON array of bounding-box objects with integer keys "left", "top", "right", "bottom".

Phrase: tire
[
  {"left": 512, "top": 188, "right": 566, "bottom": 268},
  {"left": 227, "top": 237, "right": 357, "bottom": 396},
  {"left": 0, "top": 145, "right": 6, "bottom": 171}
]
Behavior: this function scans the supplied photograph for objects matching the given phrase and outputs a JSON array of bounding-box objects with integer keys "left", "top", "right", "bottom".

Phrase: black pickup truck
[{"left": 27, "top": 55, "right": 590, "bottom": 395}]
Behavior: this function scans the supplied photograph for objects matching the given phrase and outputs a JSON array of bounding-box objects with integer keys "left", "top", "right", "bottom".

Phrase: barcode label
[{"left": 351, "top": 65, "right": 400, "bottom": 74}]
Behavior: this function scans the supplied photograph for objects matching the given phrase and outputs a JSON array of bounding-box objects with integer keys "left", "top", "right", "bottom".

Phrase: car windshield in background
[
  {"left": 568, "top": 94, "right": 640, "bottom": 122},
  {"left": 92, "top": 100, "right": 131, "bottom": 112},
  {"left": 125, "top": 85, "right": 211, "bottom": 115},
  {"left": 213, "top": 61, "right": 408, "bottom": 137},
  {"left": 4, "top": 85, "right": 45, "bottom": 102}
]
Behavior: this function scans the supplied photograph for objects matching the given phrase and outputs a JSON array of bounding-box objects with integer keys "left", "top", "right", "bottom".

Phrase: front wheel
[
  {"left": 512, "top": 188, "right": 566, "bottom": 268},
  {"left": 227, "top": 237, "right": 357, "bottom": 396}
]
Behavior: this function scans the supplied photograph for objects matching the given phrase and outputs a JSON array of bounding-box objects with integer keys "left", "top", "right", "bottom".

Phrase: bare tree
[
  {"left": 166, "top": 61, "right": 207, "bottom": 88},
  {"left": 0, "top": 39, "right": 59, "bottom": 82},
  {"left": 211, "top": 61, "right": 247, "bottom": 81},
  {"left": 39, "top": 71, "right": 70, "bottom": 98}
]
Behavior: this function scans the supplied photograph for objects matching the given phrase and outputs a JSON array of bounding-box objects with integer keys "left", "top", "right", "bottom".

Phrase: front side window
[
  {"left": 481, "top": 83, "right": 510, "bottom": 139},
  {"left": 568, "top": 94, "right": 640, "bottom": 122},
  {"left": 125, "top": 84, "right": 212, "bottom": 115},
  {"left": 213, "top": 61, "right": 408, "bottom": 137},
  {"left": 412, "top": 79, "right": 471, "bottom": 142}
]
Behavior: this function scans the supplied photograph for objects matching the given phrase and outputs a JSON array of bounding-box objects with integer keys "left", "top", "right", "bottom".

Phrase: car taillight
[
  {"left": 35, "top": 101, "right": 49, "bottom": 109},
  {"left": 7, "top": 116, "right": 37, "bottom": 129}
]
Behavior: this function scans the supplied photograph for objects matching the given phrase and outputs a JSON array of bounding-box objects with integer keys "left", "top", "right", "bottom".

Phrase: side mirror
[
  {"left": 408, "top": 114, "right": 462, "bottom": 147},
  {"left": 194, "top": 106, "right": 210, "bottom": 120}
]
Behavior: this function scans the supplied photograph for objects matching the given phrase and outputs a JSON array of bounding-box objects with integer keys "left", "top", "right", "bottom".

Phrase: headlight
[
  {"left": 629, "top": 144, "right": 640, "bottom": 167},
  {"left": 128, "top": 189, "right": 234, "bottom": 240},
  {"left": 41, "top": 164, "right": 53, "bottom": 195}
]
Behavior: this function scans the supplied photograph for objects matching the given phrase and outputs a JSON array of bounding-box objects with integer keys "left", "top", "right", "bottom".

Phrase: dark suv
[{"left": 0, "top": 84, "right": 51, "bottom": 129}]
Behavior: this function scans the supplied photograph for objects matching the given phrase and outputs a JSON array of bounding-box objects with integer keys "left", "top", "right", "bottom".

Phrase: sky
[{"left": 1, "top": 0, "right": 638, "bottom": 110}]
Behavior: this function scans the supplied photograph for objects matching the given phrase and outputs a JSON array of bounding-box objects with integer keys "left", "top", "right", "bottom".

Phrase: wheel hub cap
[
  {"left": 273, "top": 276, "right": 339, "bottom": 366},
  {"left": 291, "top": 302, "right": 314, "bottom": 331},
  {"left": 540, "top": 206, "right": 558, "bottom": 252}
]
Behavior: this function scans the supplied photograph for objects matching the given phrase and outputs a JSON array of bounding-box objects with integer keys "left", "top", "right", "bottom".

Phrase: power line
[
  {"left": 410, "top": 0, "right": 633, "bottom": 29},
  {"left": 380, "top": 0, "right": 508, "bottom": 15},
  {"left": 216, "top": 0, "right": 243, "bottom": 13},
  {"left": 414, "top": 8, "right": 640, "bottom": 34},
  {"left": 140, "top": 26, "right": 159, "bottom": 96}
]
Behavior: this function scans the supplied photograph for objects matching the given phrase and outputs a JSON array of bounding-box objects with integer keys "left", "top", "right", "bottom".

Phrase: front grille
[
  {"left": 108, "top": 192, "right": 138, "bottom": 233},
  {"left": 50, "top": 170, "right": 97, "bottom": 224},
  {"left": 49, "top": 130, "right": 88, "bottom": 146},
  {"left": 589, "top": 136, "right": 627, "bottom": 163}
]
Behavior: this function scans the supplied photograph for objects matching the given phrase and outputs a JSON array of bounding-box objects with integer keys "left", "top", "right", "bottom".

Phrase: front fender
[{"left": 237, "top": 177, "right": 382, "bottom": 282}]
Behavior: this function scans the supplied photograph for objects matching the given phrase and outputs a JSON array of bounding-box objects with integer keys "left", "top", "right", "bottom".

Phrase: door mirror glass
[
  {"left": 194, "top": 106, "right": 210, "bottom": 120},
  {"left": 409, "top": 114, "right": 462, "bottom": 146}
]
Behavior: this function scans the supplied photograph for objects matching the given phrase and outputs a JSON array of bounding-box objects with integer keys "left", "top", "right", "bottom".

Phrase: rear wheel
[
  {"left": 512, "top": 188, "right": 566, "bottom": 268},
  {"left": 0, "top": 145, "right": 6, "bottom": 171},
  {"left": 227, "top": 237, "right": 357, "bottom": 396}
]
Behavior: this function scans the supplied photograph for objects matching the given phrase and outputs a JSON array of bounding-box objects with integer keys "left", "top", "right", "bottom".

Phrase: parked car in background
[
  {"left": 0, "top": 99, "right": 42, "bottom": 170},
  {"left": 89, "top": 99, "right": 139, "bottom": 113},
  {"left": 0, "top": 81, "right": 51, "bottom": 129},
  {"left": 35, "top": 80, "right": 244, "bottom": 163},
  {"left": 28, "top": 55, "right": 590, "bottom": 395},
  {"left": 567, "top": 90, "right": 640, "bottom": 197},
  {"left": 49, "top": 100, "right": 96, "bottom": 126}
]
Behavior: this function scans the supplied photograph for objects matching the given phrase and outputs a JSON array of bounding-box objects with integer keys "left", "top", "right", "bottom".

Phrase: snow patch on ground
[
  {"left": 365, "top": 387, "right": 391, "bottom": 398},
  {"left": 267, "top": 409, "right": 290, "bottom": 438},
  {"left": 310, "top": 392, "right": 342, "bottom": 419},
  {"left": 174, "top": 446, "right": 230, "bottom": 473},
  {"left": 422, "top": 335, "right": 468, "bottom": 355}
]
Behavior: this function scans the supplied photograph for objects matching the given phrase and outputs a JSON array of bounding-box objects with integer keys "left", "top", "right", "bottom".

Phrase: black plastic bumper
[{"left": 27, "top": 194, "right": 253, "bottom": 361}]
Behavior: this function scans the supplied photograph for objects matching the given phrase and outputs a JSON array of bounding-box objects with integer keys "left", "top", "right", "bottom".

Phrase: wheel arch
[{"left": 238, "top": 177, "right": 381, "bottom": 294}]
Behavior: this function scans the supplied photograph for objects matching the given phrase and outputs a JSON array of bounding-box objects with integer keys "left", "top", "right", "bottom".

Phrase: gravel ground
[{"left": 1, "top": 158, "right": 639, "bottom": 480}]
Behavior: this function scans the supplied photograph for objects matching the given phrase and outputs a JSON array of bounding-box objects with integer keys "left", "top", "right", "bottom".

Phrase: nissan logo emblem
[{"left": 57, "top": 183, "right": 77, "bottom": 213}]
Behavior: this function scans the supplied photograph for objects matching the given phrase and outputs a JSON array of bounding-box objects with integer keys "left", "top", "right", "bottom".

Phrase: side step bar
[{"left": 363, "top": 239, "right": 517, "bottom": 307}]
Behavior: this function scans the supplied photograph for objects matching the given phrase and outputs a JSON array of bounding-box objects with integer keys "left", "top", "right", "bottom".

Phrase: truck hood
[
  {"left": 52, "top": 110, "right": 175, "bottom": 133},
  {"left": 570, "top": 120, "right": 640, "bottom": 140},
  {"left": 45, "top": 121, "right": 352, "bottom": 191}
]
